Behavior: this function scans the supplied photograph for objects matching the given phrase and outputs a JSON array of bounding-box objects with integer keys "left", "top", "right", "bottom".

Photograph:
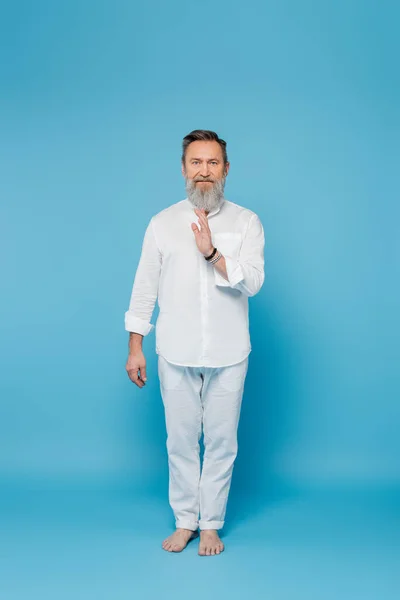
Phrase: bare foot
[
  {"left": 162, "top": 528, "right": 198, "bottom": 553},
  {"left": 198, "top": 530, "right": 224, "bottom": 556}
]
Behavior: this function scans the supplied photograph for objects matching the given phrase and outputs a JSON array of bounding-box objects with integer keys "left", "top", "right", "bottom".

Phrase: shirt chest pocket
[{"left": 212, "top": 232, "right": 242, "bottom": 259}]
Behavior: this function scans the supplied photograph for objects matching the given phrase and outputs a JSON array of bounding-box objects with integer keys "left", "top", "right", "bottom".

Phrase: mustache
[{"left": 194, "top": 178, "right": 215, "bottom": 183}]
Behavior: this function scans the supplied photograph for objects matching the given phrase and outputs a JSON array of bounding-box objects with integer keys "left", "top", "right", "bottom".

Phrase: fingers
[
  {"left": 127, "top": 368, "right": 145, "bottom": 388},
  {"left": 140, "top": 366, "right": 147, "bottom": 382},
  {"left": 194, "top": 214, "right": 211, "bottom": 236},
  {"left": 194, "top": 209, "right": 210, "bottom": 229},
  {"left": 196, "top": 210, "right": 209, "bottom": 228}
]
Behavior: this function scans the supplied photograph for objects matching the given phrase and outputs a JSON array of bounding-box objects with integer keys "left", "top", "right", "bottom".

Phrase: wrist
[
  {"left": 129, "top": 347, "right": 143, "bottom": 357},
  {"left": 203, "top": 246, "right": 215, "bottom": 259},
  {"left": 208, "top": 249, "right": 222, "bottom": 265}
]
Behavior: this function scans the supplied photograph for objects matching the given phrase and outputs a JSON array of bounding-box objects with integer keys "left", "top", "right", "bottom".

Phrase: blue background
[{"left": 1, "top": 1, "right": 399, "bottom": 598}]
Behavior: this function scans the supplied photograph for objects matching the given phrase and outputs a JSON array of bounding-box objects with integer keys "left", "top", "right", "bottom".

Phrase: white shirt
[{"left": 125, "top": 198, "right": 265, "bottom": 367}]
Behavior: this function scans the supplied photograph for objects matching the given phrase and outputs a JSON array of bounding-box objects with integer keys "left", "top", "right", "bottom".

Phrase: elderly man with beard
[{"left": 125, "top": 129, "right": 265, "bottom": 556}]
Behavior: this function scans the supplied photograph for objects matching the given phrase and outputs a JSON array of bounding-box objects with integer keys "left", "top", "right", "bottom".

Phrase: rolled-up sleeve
[
  {"left": 124, "top": 218, "right": 162, "bottom": 335},
  {"left": 215, "top": 214, "right": 265, "bottom": 297}
]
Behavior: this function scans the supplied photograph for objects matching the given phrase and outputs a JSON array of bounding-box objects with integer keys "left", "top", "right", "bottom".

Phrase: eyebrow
[{"left": 190, "top": 157, "right": 220, "bottom": 162}]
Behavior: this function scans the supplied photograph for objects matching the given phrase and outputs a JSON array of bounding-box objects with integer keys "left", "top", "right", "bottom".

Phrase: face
[{"left": 182, "top": 140, "right": 230, "bottom": 187}]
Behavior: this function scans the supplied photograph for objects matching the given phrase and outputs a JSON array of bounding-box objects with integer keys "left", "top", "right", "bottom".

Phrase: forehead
[{"left": 185, "top": 140, "right": 224, "bottom": 160}]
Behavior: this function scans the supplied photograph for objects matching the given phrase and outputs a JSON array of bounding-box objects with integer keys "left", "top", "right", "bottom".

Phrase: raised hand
[{"left": 191, "top": 209, "right": 214, "bottom": 257}]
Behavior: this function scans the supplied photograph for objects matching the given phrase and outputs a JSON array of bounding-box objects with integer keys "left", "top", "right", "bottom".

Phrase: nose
[{"left": 199, "top": 163, "right": 210, "bottom": 177}]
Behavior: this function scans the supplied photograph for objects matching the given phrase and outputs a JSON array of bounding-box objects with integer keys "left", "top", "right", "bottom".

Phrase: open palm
[{"left": 191, "top": 209, "right": 214, "bottom": 256}]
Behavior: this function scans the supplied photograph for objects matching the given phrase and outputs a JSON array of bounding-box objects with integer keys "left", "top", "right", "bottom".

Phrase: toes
[
  {"left": 163, "top": 533, "right": 187, "bottom": 552},
  {"left": 198, "top": 531, "right": 224, "bottom": 556},
  {"left": 163, "top": 539, "right": 173, "bottom": 552}
]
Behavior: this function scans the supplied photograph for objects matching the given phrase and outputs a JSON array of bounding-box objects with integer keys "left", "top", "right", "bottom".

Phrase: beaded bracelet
[{"left": 209, "top": 250, "right": 222, "bottom": 265}]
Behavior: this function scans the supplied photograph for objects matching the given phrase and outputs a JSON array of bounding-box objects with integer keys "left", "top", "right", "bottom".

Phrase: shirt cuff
[
  {"left": 124, "top": 312, "right": 154, "bottom": 336},
  {"left": 214, "top": 256, "right": 245, "bottom": 289}
]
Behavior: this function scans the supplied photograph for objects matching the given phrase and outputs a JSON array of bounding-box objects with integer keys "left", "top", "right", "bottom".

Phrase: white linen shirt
[{"left": 124, "top": 198, "right": 265, "bottom": 367}]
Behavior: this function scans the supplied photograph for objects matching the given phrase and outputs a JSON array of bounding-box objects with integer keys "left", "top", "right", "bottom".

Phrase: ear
[
  {"left": 224, "top": 161, "right": 230, "bottom": 177},
  {"left": 181, "top": 161, "right": 186, "bottom": 177}
]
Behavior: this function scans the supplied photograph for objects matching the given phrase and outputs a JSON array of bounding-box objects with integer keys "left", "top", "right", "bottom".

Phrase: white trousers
[{"left": 158, "top": 354, "right": 249, "bottom": 531}]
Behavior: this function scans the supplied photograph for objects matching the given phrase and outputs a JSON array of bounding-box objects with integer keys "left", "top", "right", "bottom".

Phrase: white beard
[{"left": 185, "top": 177, "right": 226, "bottom": 212}]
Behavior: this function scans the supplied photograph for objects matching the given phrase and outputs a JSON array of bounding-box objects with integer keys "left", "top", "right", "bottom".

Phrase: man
[{"left": 125, "top": 130, "right": 265, "bottom": 556}]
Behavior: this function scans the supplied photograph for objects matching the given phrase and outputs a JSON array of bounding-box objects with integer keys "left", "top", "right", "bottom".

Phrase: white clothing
[
  {"left": 158, "top": 354, "right": 249, "bottom": 531},
  {"left": 124, "top": 198, "right": 265, "bottom": 367}
]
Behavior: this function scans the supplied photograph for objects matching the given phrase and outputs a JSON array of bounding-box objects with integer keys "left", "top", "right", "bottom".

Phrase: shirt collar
[{"left": 185, "top": 197, "right": 225, "bottom": 218}]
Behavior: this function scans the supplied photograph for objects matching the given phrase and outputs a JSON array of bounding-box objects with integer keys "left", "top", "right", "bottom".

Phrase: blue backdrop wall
[{"left": 1, "top": 0, "right": 398, "bottom": 494}]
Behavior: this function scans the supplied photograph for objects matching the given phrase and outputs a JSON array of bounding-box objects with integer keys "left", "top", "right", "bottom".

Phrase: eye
[{"left": 210, "top": 161, "right": 218, "bottom": 165}]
